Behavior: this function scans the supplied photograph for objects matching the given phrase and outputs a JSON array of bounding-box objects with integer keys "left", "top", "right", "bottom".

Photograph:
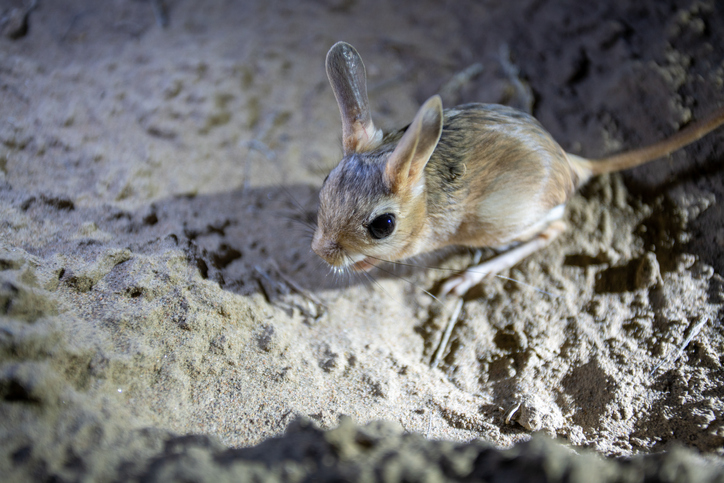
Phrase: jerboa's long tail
[{"left": 569, "top": 105, "right": 724, "bottom": 182}]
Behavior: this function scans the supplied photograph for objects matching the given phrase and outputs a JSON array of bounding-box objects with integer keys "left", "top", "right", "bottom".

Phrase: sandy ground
[{"left": 1, "top": 0, "right": 723, "bottom": 480}]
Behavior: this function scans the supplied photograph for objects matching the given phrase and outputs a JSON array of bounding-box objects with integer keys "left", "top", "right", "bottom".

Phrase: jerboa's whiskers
[
  {"left": 362, "top": 254, "right": 559, "bottom": 299},
  {"left": 332, "top": 253, "right": 439, "bottom": 312}
]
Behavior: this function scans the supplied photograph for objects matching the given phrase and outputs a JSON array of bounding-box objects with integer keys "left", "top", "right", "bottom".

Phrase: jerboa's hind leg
[{"left": 440, "top": 220, "right": 566, "bottom": 296}]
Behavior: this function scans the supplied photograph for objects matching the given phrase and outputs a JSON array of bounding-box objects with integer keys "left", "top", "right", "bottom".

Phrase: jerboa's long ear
[
  {"left": 326, "top": 42, "right": 382, "bottom": 155},
  {"left": 384, "top": 95, "right": 443, "bottom": 194}
]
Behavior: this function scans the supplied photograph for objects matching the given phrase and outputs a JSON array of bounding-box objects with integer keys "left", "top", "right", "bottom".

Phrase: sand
[{"left": 1, "top": 0, "right": 723, "bottom": 480}]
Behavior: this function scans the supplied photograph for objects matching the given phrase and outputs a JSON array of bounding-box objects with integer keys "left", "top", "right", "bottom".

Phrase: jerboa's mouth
[{"left": 350, "top": 257, "right": 377, "bottom": 272}]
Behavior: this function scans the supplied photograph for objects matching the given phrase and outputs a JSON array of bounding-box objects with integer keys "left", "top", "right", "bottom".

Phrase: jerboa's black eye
[{"left": 368, "top": 213, "right": 396, "bottom": 239}]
